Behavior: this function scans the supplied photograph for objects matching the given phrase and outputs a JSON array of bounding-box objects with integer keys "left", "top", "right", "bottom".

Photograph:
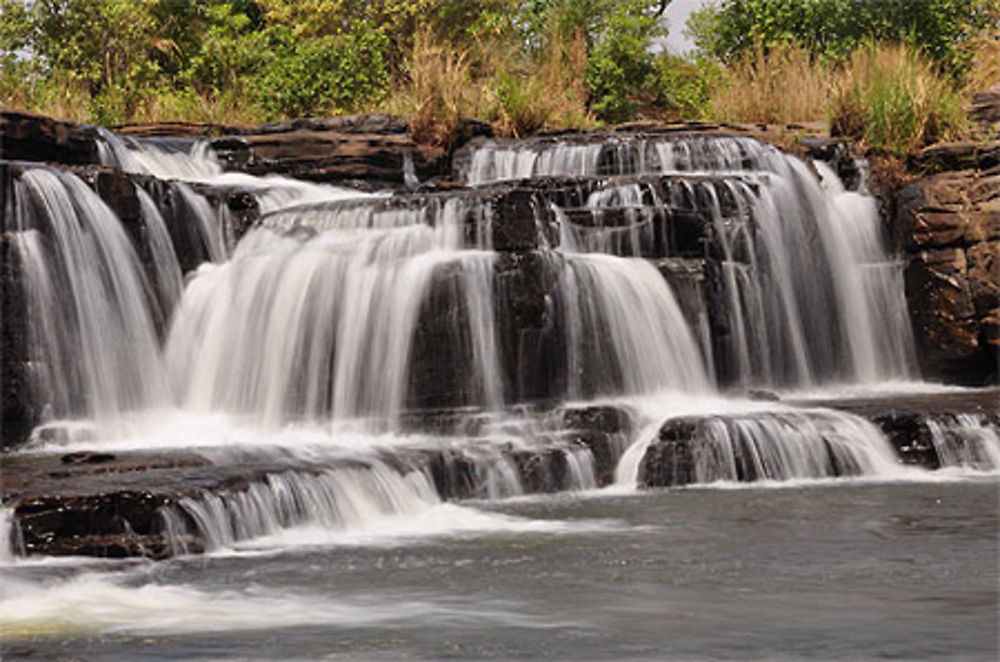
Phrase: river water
[{"left": 3, "top": 477, "right": 997, "bottom": 661}]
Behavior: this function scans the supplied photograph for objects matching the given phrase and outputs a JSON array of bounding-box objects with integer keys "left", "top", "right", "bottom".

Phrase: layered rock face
[{"left": 898, "top": 143, "right": 1000, "bottom": 383}]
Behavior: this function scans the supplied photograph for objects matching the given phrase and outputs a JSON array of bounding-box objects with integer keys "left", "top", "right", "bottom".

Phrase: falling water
[
  {"left": 4, "top": 128, "right": 977, "bottom": 559},
  {"left": 97, "top": 128, "right": 223, "bottom": 180},
  {"left": 926, "top": 414, "right": 1000, "bottom": 470},
  {"left": 162, "top": 462, "right": 440, "bottom": 553},
  {"left": 8, "top": 167, "right": 168, "bottom": 422},
  {"left": 136, "top": 187, "right": 185, "bottom": 314},
  {"left": 0, "top": 507, "right": 21, "bottom": 564},
  {"left": 463, "top": 134, "right": 916, "bottom": 388}
]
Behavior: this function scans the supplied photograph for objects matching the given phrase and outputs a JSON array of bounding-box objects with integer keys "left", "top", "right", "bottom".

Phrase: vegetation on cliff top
[{"left": 0, "top": 0, "right": 996, "bottom": 156}]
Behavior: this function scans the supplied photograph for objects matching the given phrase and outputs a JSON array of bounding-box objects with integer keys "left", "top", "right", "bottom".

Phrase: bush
[
  {"left": 254, "top": 23, "right": 390, "bottom": 119},
  {"left": 585, "top": 9, "right": 661, "bottom": 122},
  {"left": 651, "top": 54, "right": 722, "bottom": 120}
]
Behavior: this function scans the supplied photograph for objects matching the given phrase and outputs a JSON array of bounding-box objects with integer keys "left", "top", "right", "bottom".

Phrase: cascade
[
  {"left": 161, "top": 462, "right": 440, "bottom": 553},
  {"left": 462, "top": 134, "right": 916, "bottom": 387},
  {"left": 6, "top": 126, "right": 996, "bottom": 564},
  {"left": 926, "top": 414, "right": 1000, "bottom": 470},
  {"left": 97, "top": 128, "right": 223, "bottom": 180},
  {"left": 0, "top": 507, "right": 20, "bottom": 564},
  {"left": 136, "top": 187, "right": 185, "bottom": 314}
]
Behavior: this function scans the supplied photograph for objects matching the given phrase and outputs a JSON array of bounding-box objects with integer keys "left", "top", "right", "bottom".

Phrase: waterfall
[
  {"left": 558, "top": 254, "right": 709, "bottom": 398},
  {"left": 0, "top": 507, "right": 21, "bottom": 563},
  {"left": 161, "top": 462, "right": 440, "bottom": 553},
  {"left": 97, "top": 128, "right": 223, "bottom": 180},
  {"left": 663, "top": 409, "right": 904, "bottom": 484},
  {"left": 136, "top": 187, "right": 185, "bottom": 314},
  {"left": 462, "top": 134, "right": 916, "bottom": 388},
  {"left": 7, "top": 167, "right": 169, "bottom": 422},
  {"left": 7, "top": 125, "right": 981, "bottom": 533},
  {"left": 926, "top": 414, "right": 1000, "bottom": 471}
]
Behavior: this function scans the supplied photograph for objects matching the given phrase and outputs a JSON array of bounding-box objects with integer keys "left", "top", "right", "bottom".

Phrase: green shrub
[
  {"left": 651, "top": 55, "right": 722, "bottom": 120},
  {"left": 254, "top": 23, "right": 391, "bottom": 119},
  {"left": 586, "top": 8, "right": 661, "bottom": 122},
  {"left": 689, "top": 0, "right": 991, "bottom": 73}
]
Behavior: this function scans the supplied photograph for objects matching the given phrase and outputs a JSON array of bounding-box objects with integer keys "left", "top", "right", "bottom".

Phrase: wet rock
[
  {"left": 0, "top": 225, "right": 36, "bottom": 449},
  {"left": 554, "top": 405, "right": 634, "bottom": 486},
  {"left": 639, "top": 419, "right": 700, "bottom": 487},
  {"left": 494, "top": 251, "right": 563, "bottom": 403}
]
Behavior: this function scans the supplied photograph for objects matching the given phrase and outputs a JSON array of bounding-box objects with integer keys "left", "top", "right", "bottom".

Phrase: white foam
[{"left": 0, "top": 572, "right": 562, "bottom": 638}]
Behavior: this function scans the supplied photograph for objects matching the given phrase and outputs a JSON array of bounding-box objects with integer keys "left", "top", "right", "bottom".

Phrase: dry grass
[
  {"left": 708, "top": 41, "right": 969, "bottom": 155},
  {"left": 379, "top": 30, "right": 484, "bottom": 145},
  {"left": 2, "top": 74, "right": 93, "bottom": 124},
  {"left": 485, "top": 28, "right": 593, "bottom": 137},
  {"left": 963, "top": 33, "right": 1000, "bottom": 95},
  {"left": 377, "top": 25, "right": 594, "bottom": 144},
  {"left": 709, "top": 43, "right": 834, "bottom": 124}
]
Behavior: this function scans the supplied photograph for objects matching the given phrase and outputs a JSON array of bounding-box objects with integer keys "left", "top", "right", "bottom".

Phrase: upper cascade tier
[{"left": 3, "top": 129, "right": 918, "bottom": 443}]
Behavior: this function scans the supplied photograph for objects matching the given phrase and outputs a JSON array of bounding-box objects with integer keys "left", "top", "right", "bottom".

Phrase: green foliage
[
  {"left": 689, "top": 0, "right": 992, "bottom": 73},
  {"left": 253, "top": 23, "right": 390, "bottom": 118},
  {"left": 585, "top": 8, "right": 663, "bottom": 122},
  {"left": 650, "top": 54, "right": 722, "bottom": 119}
]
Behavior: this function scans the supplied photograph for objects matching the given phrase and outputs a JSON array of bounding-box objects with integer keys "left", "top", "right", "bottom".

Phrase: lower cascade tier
[{"left": 3, "top": 390, "right": 997, "bottom": 560}]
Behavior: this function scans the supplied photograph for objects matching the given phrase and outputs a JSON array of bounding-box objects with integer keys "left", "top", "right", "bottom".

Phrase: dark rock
[
  {"left": 0, "top": 223, "right": 36, "bottom": 448},
  {"left": 895, "top": 164, "right": 1000, "bottom": 384},
  {"left": 910, "top": 141, "right": 1000, "bottom": 174},
  {"left": 1, "top": 109, "right": 99, "bottom": 165},
  {"left": 211, "top": 130, "right": 448, "bottom": 186}
]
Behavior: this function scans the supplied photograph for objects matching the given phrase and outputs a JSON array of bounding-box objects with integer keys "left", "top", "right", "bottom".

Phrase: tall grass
[
  {"left": 379, "top": 30, "right": 481, "bottom": 145},
  {"left": 708, "top": 42, "right": 969, "bottom": 155},
  {"left": 709, "top": 43, "right": 833, "bottom": 124},
  {"left": 377, "top": 24, "right": 594, "bottom": 144},
  {"left": 831, "top": 44, "right": 968, "bottom": 155}
]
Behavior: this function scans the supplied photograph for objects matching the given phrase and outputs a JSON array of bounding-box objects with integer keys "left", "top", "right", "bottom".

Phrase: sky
[{"left": 662, "top": 0, "right": 711, "bottom": 53}]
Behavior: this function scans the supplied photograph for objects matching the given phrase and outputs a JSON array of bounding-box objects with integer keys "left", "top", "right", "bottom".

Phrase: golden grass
[
  {"left": 376, "top": 25, "right": 594, "bottom": 144},
  {"left": 709, "top": 43, "right": 834, "bottom": 124},
  {"left": 963, "top": 33, "right": 1000, "bottom": 95}
]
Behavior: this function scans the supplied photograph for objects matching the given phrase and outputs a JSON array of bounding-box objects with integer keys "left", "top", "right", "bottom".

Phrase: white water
[
  {"left": 5, "top": 130, "right": 995, "bottom": 568},
  {"left": 464, "top": 134, "right": 916, "bottom": 388},
  {"left": 0, "top": 507, "right": 18, "bottom": 565},
  {"left": 0, "top": 572, "right": 566, "bottom": 638},
  {"left": 97, "top": 128, "right": 223, "bottom": 180},
  {"left": 9, "top": 168, "right": 169, "bottom": 421},
  {"left": 927, "top": 414, "right": 1000, "bottom": 471}
]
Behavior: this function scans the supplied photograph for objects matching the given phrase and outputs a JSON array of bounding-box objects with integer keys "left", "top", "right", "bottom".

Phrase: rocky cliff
[{"left": 893, "top": 142, "right": 1000, "bottom": 384}]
